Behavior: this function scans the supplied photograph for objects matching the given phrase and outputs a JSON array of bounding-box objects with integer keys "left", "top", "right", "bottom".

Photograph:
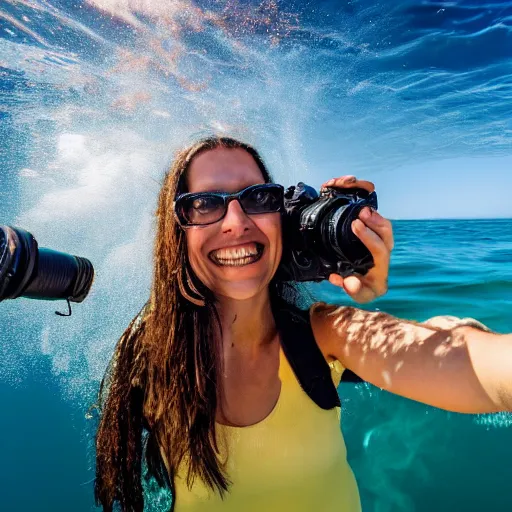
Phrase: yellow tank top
[{"left": 172, "top": 346, "right": 362, "bottom": 512}]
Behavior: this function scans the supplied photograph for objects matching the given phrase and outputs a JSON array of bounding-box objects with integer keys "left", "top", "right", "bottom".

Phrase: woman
[{"left": 95, "top": 137, "right": 512, "bottom": 512}]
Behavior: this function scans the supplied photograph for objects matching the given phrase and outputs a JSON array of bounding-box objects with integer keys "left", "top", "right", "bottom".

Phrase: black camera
[
  {"left": 278, "top": 182, "right": 378, "bottom": 282},
  {"left": 0, "top": 225, "right": 94, "bottom": 305}
]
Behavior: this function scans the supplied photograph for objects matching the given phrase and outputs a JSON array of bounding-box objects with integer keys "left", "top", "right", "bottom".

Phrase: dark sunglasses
[{"left": 174, "top": 183, "right": 284, "bottom": 227}]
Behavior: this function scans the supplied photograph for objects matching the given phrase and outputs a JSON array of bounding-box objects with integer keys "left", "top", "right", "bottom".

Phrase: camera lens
[
  {"left": 328, "top": 203, "right": 368, "bottom": 261},
  {"left": 0, "top": 226, "right": 94, "bottom": 303}
]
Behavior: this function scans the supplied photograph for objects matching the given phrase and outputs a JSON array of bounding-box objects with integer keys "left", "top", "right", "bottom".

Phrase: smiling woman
[
  {"left": 94, "top": 136, "right": 512, "bottom": 512},
  {"left": 94, "top": 136, "right": 370, "bottom": 512},
  {"left": 94, "top": 137, "right": 303, "bottom": 511}
]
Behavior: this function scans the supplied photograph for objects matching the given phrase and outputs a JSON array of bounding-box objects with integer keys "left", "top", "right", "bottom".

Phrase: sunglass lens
[
  {"left": 181, "top": 194, "right": 225, "bottom": 224},
  {"left": 242, "top": 186, "right": 282, "bottom": 213}
]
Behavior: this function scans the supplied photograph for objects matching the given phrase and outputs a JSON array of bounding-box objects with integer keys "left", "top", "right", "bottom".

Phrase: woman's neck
[{"left": 215, "top": 288, "right": 277, "bottom": 354}]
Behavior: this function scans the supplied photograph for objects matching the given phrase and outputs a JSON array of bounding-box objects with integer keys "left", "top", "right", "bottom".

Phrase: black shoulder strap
[
  {"left": 340, "top": 368, "right": 364, "bottom": 383},
  {"left": 276, "top": 306, "right": 365, "bottom": 409},
  {"left": 276, "top": 306, "right": 341, "bottom": 410}
]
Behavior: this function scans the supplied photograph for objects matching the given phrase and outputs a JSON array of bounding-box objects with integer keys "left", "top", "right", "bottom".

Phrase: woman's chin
[
  {"left": 213, "top": 277, "right": 270, "bottom": 302},
  {"left": 202, "top": 251, "right": 278, "bottom": 301},
  {"left": 209, "top": 256, "right": 269, "bottom": 283}
]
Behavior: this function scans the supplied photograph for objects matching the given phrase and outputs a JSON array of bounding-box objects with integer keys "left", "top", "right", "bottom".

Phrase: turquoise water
[
  {"left": 2, "top": 219, "right": 511, "bottom": 511},
  {"left": 2, "top": 0, "right": 512, "bottom": 511},
  {"left": 324, "top": 219, "right": 512, "bottom": 512},
  {"left": 321, "top": 218, "right": 512, "bottom": 330}
]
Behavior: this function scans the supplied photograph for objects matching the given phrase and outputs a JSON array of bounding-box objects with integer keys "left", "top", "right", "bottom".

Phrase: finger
[
  {"left": 321, "top": 175, "right": 356, "bottom": 188},
  {"left": 328, "top": 273, "right": 345, "bottom": 288},
  {"left": 352, "top": 219, "right": 390, "bottom": 265},
  {"left": 344, "top": 275, "right": 381, "bottom": 303},
  {"left": 321, "top": 176, "right": 375, "bottom": 193},
  {"left": 358, "top": 208, "right": 394, "bottom": 252},
  {"left": 329, "top": 273, "right": 366, "bottom": 300},
  {"left": 342, "top": 275, "right": 363, "bottom": 296},
  {"left": 339, "top": 179, "right": 375, "bottom": 193},
  {"left": 329, "top": 273, "right": 376, "bottom": 303},
  {"left": 352, "top": 219, "right": 389, "bottom": 297}
]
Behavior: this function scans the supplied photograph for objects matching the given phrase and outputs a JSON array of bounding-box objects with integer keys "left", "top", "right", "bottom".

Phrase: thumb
[{"left": 343, "top": 275, "right": 363, "bottom": 296}]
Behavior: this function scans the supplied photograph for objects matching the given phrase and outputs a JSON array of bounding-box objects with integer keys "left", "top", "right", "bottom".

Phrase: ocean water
[
  {"left": 2, "top": 220, "right": 511, "bottom": 512},
  {"left": 1, "top": 1, "right": 512, "bottom": 511},
  {"left": 320, "top": 219, "right": 512, "bottom": 512}
]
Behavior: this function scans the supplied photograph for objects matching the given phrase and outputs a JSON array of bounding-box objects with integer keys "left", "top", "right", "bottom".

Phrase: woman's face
[{"left": 184, "top": 147, "right": 282, "bottom": 301}]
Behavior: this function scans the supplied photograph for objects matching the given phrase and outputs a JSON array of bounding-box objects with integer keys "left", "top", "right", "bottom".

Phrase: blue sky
[{"left": 370, "top": 155, "right": 512, "bottom": 220}]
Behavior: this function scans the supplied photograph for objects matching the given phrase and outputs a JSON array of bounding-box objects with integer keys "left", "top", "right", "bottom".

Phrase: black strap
[
  {"left": 340, "top": 369, "right": 364, "bottom": 383},
  {"left": 276, "top": 307, "right": 341, "bottom": 409},
  {"left": 276, "top": 306, "right": 364, "bottom": 410}
]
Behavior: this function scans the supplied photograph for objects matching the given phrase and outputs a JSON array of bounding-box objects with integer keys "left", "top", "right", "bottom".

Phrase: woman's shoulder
[
  {"left": 306, "top": 301, "right": 341, "bottom": 362},
  {"left": 273, "top": 300, "right": 346, "bottom": 366},
  {"left": 274, "top": 301, "right": 343, "bottom": 406},
  {"left": 307, "top": 302, "right": 346, "bottom": 385}
]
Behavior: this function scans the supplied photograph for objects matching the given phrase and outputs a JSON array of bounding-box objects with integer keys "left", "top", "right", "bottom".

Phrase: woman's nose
[{"left": 221, "top": 199, "right": 252, "bottom": 233}]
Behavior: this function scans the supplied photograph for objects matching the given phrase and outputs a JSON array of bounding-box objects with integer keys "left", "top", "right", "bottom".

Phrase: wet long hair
[{"left": 94, "top": 137, "right": 302, "bottom": 511}]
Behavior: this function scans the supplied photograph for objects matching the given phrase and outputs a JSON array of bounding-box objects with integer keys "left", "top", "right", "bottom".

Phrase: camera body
[{"left": 278, "top": 182, "right": 378, "bottom": 282}]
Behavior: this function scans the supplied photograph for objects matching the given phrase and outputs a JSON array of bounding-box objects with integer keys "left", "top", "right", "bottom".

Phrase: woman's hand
[{"left": 320, "top": 175, "right": 394, "bottom": 304}]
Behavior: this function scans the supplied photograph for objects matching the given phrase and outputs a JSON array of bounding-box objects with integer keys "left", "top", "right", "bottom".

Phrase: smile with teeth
[{"left": 209, "top": 243, "right": 264, "bottom": 267}]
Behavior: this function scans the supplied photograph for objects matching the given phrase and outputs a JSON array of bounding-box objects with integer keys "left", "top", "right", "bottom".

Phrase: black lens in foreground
[
  {"left": 23, "top": 248, "right": 95, "bottom": 302},
  {"left": 0, "top": 225, "right": 94, "bottom": 303}
]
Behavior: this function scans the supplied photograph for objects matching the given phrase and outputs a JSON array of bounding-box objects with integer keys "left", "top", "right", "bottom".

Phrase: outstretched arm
[{"left": 310, "top": 302, "right": 512, "bottom": 413}]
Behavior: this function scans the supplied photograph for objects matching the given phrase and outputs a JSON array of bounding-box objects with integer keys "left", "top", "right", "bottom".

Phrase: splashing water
[{"left": 1, "top": 1, "right": 512, "bottom": 511}]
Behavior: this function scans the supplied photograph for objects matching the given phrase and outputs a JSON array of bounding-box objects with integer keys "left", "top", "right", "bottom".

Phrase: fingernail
[
  {"left": 352, "top": 219, "right": 363, "bottom": 231},
  {"left": 344, "top": 175, "right": 356, "bottom": 183},
  {"left": 326, "top": 179, "right": 335, "bottom": 186}
]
